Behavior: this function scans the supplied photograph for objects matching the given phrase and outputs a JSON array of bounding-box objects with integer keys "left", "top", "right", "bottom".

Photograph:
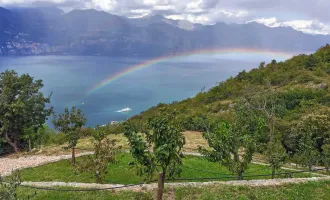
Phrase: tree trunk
[
  {"left": 157, "top": 172, "right": 165, "bottom": 200},
  {"left": 5, "top": 132, "right": 19, "bottom": 153},
  {"left": 28, "top": 139, "right": 32, "bottom": 153},
  {"left": 72, "top": 147, "right": 76, "bottom": 165},
  {"left": 238, "top": 170, "right": 244, "bottom": 180},
  {"left": 271, "top": 166, "right": 276, "bottom": 179}
]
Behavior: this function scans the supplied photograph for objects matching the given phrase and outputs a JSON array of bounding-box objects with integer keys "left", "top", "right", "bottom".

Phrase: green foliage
[
  {"left": 75, "top": 127, "right": 121, "bottom": 183},
  {"left": 292, "top": 110, "right": 330, "bottom": 170},
  {"left": 265, "top": 141, "right": 287, "bottom": 177},
  {"left": 53, "top": 106, "right": 86, "bottom": 164},
  {"left": 199, "top": 101, "right": 266, "bottom": 179},
  {"left": 53, "top": 106, "right": 87, "bottom": 149},
  {"left": 281, "top": 89, "right": 327, "bottom": 111},
  {"left": 0, "top": 70, "right": 53, "bottom": 152},
  {"left": 0, "top": 170, "right": 33, "bottom": 200},
  {"left": 296, "top": 132, "right": 320, "bottom": 170},
  {"left": 22, "top": 125, "right": 55, "bottom": 152},
  {"left": 124, "top": 113, "right": 186, "bottom": 182},
  {"left": 49, "top": 133, "right": 66, "bottom": 145},
  {"left": 200, "top": 120, "right": 257, "bottom": 179},
  {"left": 321, "top": 138, "right": 330, "bottom": 173}
]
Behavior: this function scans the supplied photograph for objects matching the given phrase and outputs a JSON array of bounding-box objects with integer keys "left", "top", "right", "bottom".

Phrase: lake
[{"left": 0, "top": 53, "right": 290, "bottom": 126}]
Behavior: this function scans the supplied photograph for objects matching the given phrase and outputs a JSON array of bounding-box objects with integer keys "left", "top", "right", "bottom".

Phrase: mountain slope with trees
[
  {"left": 127, "top": 45, "right": 330, "bottom": 170},
  {"left": 130, "top": 45, "right": 330, "bottom": 127}
]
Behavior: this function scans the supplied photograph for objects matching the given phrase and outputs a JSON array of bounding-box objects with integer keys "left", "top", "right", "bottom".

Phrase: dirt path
[
  {"left": 0, "top": 152, "right": 93, "bottom": 176},
  {"left": 21, "top": 176, "right": 330, "bottom": 192}
]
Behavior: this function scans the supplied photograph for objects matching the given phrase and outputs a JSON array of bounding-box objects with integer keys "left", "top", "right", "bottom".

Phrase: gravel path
[
  {"left": 0, "top": 152, "right": 93, "bottom": 176},
  {"left": 21, "top": 176, "right": 330, "bottom": 191}
]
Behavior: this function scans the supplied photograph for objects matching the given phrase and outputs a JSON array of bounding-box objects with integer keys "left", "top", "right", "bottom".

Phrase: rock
[{"left": 319, "top": 83, "right": 328, "bottom": 90}]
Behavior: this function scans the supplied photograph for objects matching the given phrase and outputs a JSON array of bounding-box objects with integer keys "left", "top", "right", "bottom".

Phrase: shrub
[
  {"left": 51, "top": 133, "right": 67, "bottom": 145},
  {"left": 75, "top": 129, "right": 121, "bottom": 183}
]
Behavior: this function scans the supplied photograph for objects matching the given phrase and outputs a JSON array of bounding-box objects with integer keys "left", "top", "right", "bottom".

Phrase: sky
[{"left": 1, "top": 0, "right": 330, "bottom": 35}]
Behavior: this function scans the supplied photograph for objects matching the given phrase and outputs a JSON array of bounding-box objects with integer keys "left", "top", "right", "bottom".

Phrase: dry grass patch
[
  {"left": 35, "top": 131, "right": 206, "bottom": 155},
  {"left": 182, "top": 131, "right": 207, "bottom": 152}
]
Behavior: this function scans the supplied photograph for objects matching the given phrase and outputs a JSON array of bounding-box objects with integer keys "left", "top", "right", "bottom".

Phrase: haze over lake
[{"left": 0, "top": 53, "right": 290, "bottom": 126}]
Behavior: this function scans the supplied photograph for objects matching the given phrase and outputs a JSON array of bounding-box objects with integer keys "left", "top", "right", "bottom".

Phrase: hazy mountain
[
  {"left": 128, "top": 14, "right": 202, "bottom": 31},
  {"left": 0, "top": 7, "right": 329, "bottom": 56}
]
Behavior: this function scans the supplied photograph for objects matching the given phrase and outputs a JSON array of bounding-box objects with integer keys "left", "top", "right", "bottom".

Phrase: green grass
[
  {"left": 173, "top": 180, "right": 330, "bottom": 200},
  {"left": 15, "top": 188, "right": 153, "bottom": 200},
  {"left": 18, "top": 154, "right": 315, "bottom": 184},
  {"left": 12, "top": 181, "right": 330, "bottom": 200}
]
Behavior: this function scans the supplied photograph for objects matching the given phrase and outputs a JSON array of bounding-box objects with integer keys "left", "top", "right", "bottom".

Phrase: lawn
[
  {"left": 18, "top": 153, "right": 315, "bottom": 185},
  {"left": 12, "top": 180, "right": 330, "bottom": 200}
]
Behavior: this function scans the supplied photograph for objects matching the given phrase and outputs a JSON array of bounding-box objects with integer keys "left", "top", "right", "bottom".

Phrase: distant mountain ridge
[{"left": 0, "top": 6, "right": 329, "bottom": 56}]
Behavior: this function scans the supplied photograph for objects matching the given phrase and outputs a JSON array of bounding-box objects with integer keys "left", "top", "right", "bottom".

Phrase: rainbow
[{"left": 86, "top": 48, "right": 294, "bottom": 95}]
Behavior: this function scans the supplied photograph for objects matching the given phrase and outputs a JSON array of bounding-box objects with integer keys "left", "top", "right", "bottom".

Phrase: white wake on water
[{"left": 115, "top": 108, "right": 132, "bottom": 113}]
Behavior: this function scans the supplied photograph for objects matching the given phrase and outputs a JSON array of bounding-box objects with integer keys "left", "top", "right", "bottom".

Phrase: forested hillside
[{"left": 129, "top": 44, "right": 330, "bottom": 132}]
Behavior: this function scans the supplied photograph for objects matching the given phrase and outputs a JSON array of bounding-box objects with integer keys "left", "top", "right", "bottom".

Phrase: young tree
[
  {"left": 124, "top": 114, "right": 185, "bottom": 200},
  {"left": 23, "top": 125, "right": 53, "bottom": 152},
  {"left": 0, "top": 170, "right": 36, "bottom": 200},
  {"left": 0, "top": 70, "right": 52, "bottom": 152},
  {"left": 0, "top": 170, "right": 21, "bottom": 200},
  {"left": 199, "top": 115, "right": 261, "bottom": 180},
  {"left": 241, "top": 84, "right": 287, "bottom": 178},
  {"left": 265, "top": 140, "right": 287, "bottom": 178},
  {"left": 322, "top": 138, "right": 330, "bottom": 173},
  {"left": 294, "top": 111, "right": 330, "bottom": 171},
  {"left": 22, "top": 127, "right": 37, "bottom": 153},
  {"left": 75, "top": 127, "right": 121, "bottom": 183},
  {"left": 53, "top": 106, "right": 86, "bottom": 165},
  {"left": 296, "top": 132, "right": 320, "bottom": 171}
]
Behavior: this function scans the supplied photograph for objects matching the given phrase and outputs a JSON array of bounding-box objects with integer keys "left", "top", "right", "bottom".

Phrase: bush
[
  {"left": 296, "top": 73, "right": 315, "bottom": 83},
  {"left": 50, "top": 133, "right": 67, "bottom": 145}
]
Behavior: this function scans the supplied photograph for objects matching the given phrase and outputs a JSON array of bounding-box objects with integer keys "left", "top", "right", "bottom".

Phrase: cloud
[
  {"left": 166, "top": 9, "right": 248, "bottom": 25},
  {"left": 249, "top": 17, "right": 330, "bottom": 35}
]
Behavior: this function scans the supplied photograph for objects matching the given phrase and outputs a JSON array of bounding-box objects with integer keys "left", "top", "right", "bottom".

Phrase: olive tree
[
  {"left": 199, "top": 116, "right": 261, "bottom": 180},
  {"left": 0, "top": 70, "right": 52, "bottom": 152},
  {"left": 75, "top": 126, "right": 121, "bottom": 183},
  {"left": 240, "top": 84, "right": 287, "bottom": 178},
  {"left": 124, "top": 114, "right": 185, "bottom": 200},
  {"left": 53, "top": 106, "right": 86, "bottom": 165},
  {"left": 293, "top": 111, "right": 330, "bottom": 171}
]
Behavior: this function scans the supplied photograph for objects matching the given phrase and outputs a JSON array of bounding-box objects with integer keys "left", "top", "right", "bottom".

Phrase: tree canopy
[{"left": 0, "top": 70, "right": 52, "bottom": 152}]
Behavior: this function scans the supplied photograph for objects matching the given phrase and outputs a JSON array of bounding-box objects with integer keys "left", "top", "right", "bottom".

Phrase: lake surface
[{"left": 0, "top": 53, "right": 290, "bottom": 126}]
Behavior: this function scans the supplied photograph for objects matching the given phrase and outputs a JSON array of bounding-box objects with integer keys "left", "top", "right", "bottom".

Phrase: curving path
[
  {"left": 20, "top": 176, "right": 330, "bottom": 191},
  {"left": 0, "top": 152, "right": 93, "bottom": 176}
]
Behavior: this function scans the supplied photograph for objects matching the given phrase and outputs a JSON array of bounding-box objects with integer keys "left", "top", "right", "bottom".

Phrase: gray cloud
[{"left": 0, "top": 0, "right": 330, "bottom": 34}]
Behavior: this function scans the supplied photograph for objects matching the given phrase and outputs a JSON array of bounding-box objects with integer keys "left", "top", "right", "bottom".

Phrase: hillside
[
  {"left": 0, "top": 7, "right": 330, "bottom": 56},
  {"left": 128, "top": 45, "right": 330, "bottom": 131}
]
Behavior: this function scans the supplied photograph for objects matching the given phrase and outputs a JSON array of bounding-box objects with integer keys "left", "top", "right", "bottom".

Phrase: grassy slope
[
  {"left": 19, "top": 154, "right": 315, "bottom": 184},
  {"left": 14, "top": 181, "right": 330, "bottom": 200}
]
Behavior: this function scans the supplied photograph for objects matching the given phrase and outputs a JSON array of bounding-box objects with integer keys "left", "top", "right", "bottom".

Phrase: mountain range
[{"left": 0, "top": 6, "right": 329, "bottom": 57}]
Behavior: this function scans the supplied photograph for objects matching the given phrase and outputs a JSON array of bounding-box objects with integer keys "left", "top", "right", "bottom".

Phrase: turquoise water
[{"left": 0, "top": 54, "right": 289, "bottom": 126}]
